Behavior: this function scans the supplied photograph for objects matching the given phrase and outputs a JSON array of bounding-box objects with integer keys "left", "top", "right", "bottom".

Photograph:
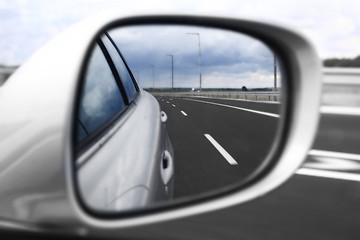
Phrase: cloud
[
  {"left": 109, "top": 25, "right": 276, "bottom": 89},
  {"left": 79, "top": 44, "right": 126, "bottom": 133},
  {"left": 0, "top": 0, "right": 359, "bottom": 66},
  {"left": 232, "top": 0, "right": 360, "bottom": 58}
]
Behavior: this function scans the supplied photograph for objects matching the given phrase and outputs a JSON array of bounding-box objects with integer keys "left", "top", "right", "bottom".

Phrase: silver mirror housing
[{"left": 0, "top": 13, "right": 321, "bottom": 235}]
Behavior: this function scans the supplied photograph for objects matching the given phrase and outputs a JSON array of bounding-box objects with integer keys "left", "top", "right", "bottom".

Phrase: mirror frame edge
[{"left": 64, "top": 14, "right": 322, "bottom": 231}]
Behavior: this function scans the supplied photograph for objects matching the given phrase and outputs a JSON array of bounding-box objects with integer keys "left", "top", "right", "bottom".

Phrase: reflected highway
[{"left": 156, "top": 96, "right": 280, "bottom": 198}]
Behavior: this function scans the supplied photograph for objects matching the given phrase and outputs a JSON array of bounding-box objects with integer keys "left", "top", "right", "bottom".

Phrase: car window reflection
[
  {"left": 76, "top": 44, "right": 126, "bottom": 143},
  {"left": 102, "top": 34, "right": 137, "bottom": 101}
]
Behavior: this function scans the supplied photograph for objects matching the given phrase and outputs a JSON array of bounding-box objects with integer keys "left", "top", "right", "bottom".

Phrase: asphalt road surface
[
  {"left": 115, "top": 95, "right": 360, "bottom": 240},
  {"left": 156, "top": 96, "right": 281, "bottom": 198}
]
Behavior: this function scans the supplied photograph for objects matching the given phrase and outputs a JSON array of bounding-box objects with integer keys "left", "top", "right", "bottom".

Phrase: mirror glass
[{"left": 74, "top": 25, "right": 284, "bottom": 214}]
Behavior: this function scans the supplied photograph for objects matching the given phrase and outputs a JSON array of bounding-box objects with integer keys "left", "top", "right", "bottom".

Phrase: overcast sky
[
  {"left": 1, "top": 0, "right": 359, "bottom": 67},
  {"left": 108, "top": 25, "right": 277, "bottom": 88}
]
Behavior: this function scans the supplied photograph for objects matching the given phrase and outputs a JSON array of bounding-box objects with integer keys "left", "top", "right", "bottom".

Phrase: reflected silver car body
[
  {"left": 0, "top": 13, "right": 174, "bottom": 226},
  {"left": 77, "top": 90, "right": 174, "bottom": 212}
]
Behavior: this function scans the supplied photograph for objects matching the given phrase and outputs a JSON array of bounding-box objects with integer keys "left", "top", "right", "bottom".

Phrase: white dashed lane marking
[
  {"left": 204, "top": 134, "right": 238, "bottom": 165},
  {"left": 181, "top": 111, "right": 188, "bottom": 116}
]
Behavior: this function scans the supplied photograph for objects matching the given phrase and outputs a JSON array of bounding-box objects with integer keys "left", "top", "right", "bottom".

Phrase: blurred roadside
[{"left": 0, "top": 65, "right": 18, "bottom": 86}]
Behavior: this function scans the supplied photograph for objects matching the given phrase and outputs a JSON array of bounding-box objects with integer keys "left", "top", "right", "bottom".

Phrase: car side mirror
[{"left": 0, "top": 14, "right": 321, "bottom": 236}]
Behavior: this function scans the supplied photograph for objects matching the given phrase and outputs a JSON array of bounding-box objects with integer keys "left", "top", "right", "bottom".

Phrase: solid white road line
[
  {"left": 296, "top": 168, "right": 360, "bottom": 182},
  {"left": 204, "top": 134, "right": 238, "bottom": 165},
  {"left": 181, "top": 111, "right": 188, "bottom": 116},
  {"left": 309, "top": 149, "right": 360, "bottom": 161},
  {"left": 302, "top": 158, "right": 360, "bottom": 171},
  {"left": 186, "top": 98, "right": 279, "bottom": 118},
  {"left": 187, "top": 95, "right": 281, "bottom": 104},
  {"left": 321, "top": 106, "right": 360, "bottom": 116}
]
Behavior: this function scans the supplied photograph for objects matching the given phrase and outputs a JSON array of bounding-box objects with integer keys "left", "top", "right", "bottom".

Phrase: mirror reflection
[{"left": 74, "top": 25, "right": 283, "bottom": 214}]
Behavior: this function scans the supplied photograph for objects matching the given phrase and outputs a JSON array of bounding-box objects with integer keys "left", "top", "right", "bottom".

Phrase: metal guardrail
[
  {"left": 153, "top": 68, "right": 360, "bottom": 104},
  {"left": 152, "top": 91, "right": 281, "bottom": 102},
  {"left": 322, "top": 68, "right": 360, "bottom": 107}
]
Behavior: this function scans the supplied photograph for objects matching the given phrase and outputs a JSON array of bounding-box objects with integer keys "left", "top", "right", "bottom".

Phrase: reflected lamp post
[
  {"left": 149, "top": 64, "right": 154, "bottom": 90},
  {"left": 166, "top": 54, "right": 174, "bottom": 90},
  {"left": 187, "top": 32, "right": 202, "bottom": 91},
  {"left": 274, "top": 55, "right": 277, "bottom": 91}
]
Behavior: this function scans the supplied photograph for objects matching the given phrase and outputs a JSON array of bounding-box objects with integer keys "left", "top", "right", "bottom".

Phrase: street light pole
[
  {"left": 187, "top": 33, "right": 202, "bottom": 91},
  {"left": 274, "top": 55, "right": 277, "bottom": 91},
  {"left": 149, "top": 64, "right": 154, "bottom": 90},
  {"left": 166, "top": 54, "right": 174, "bottom": 90}
]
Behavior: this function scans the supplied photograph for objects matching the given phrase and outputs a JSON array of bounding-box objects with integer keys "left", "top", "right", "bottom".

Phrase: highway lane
[{"left": 156, "top": 95, "right": 281, "bottom": 198}]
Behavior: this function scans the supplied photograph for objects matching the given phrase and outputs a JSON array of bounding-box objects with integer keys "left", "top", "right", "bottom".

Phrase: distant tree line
[
  {"left": 324, "top": 55, "right": 360, "bottom": 67},
  {"left": 0, "top": 64, "right": 19, "bottom": 69}
]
